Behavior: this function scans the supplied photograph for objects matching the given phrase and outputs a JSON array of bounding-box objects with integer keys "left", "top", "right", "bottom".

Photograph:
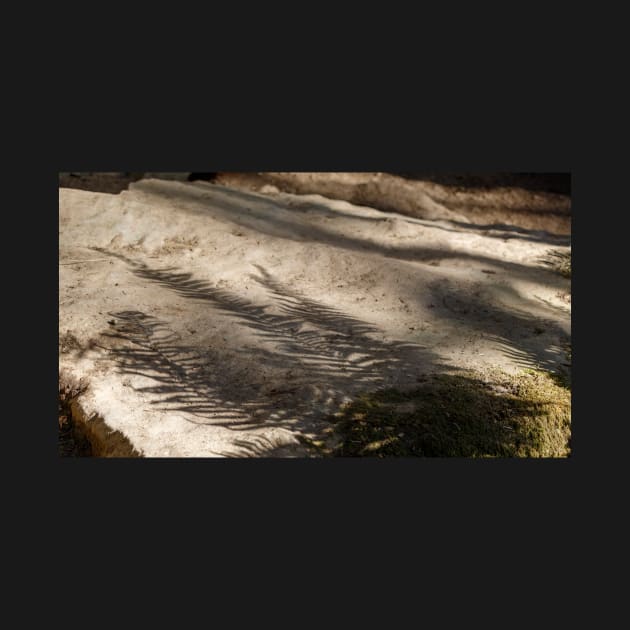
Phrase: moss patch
[{"left": 326, "top": 369, "right": 571, "bottom": 458}]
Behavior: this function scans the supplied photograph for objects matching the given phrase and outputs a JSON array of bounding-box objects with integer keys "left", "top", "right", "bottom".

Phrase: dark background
[{"left": 59, "top": 171, "right": 572, "bottom": 196}]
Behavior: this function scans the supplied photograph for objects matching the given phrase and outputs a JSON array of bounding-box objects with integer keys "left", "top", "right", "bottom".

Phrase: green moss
[{"left": 326, "top": 369, "right": 571, "bottom": 458}]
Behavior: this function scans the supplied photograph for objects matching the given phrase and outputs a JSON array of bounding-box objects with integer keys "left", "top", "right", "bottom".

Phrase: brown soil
[
  {"left": 58, "top": 379, "right": 92, "bottom": 456},
  {"left": 58, "top": 172, "right": 144, "bottom": 194},
  {"left": 212, "top": 172, "right": 571, "bottom": 235}
]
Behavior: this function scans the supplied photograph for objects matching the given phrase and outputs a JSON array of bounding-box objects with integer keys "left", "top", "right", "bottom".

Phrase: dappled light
[
  {"left": 59, "top": 172, "right": 571, "bottom": 457},
  {"left": 93, "top": 256, "right": 441, "bottom": 443}
]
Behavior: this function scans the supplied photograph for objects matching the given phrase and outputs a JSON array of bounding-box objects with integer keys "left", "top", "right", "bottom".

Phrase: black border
[{"left": 43, "top": 87, "right": 597, "bottom": 563}]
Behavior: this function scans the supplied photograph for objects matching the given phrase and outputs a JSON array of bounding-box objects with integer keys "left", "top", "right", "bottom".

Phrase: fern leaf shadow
[{"left": 93, "top": 249, "right": 444, "bottom": 454}]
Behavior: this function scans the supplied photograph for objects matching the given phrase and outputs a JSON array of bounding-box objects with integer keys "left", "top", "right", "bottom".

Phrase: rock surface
[{"left": 59, "top": 177, "right": 571, "bottom": 457}]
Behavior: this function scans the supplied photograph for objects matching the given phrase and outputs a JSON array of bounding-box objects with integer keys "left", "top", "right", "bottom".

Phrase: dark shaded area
[
  {"left": 187, "top": 172, "right": 218, "bottom": 182},
  {"left": 58, "top": 380, "right": 92, "bottom": 457},
  {"left": 392, "top": 173, "right": 571, "bottom": 196},
  {"left": 58, "top": 171, "right": 571, "bottom": 196},
  {"left": 58, "top": 172, "right": 144, "bottom": 194},
  {"left": 331, "top": 372, "right": 571, "bottom": 457}
]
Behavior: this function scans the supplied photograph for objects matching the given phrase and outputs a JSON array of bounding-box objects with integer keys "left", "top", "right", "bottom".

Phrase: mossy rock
[{"left": 326, "top": 369, "right": 571, "bottom": 458}]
